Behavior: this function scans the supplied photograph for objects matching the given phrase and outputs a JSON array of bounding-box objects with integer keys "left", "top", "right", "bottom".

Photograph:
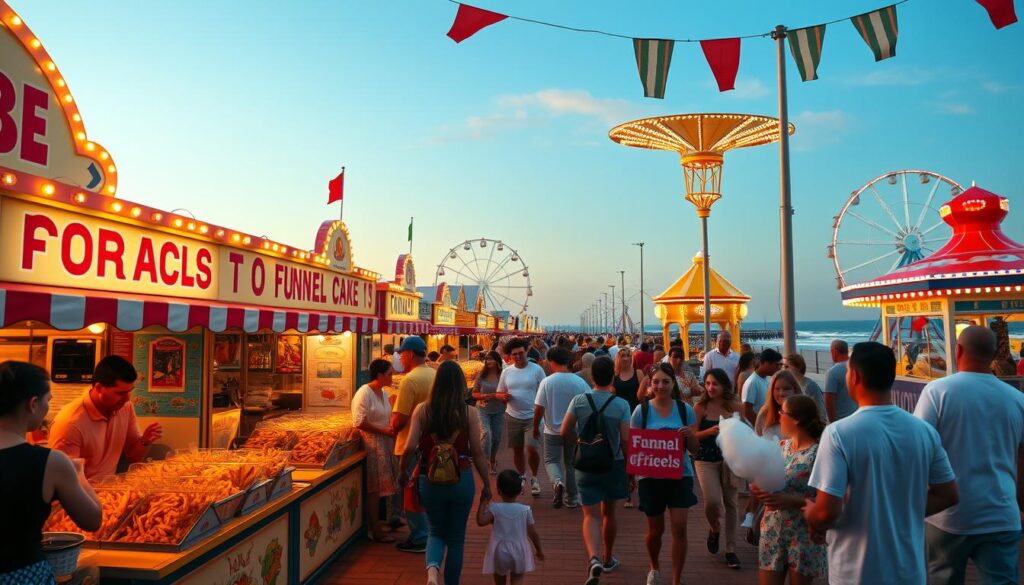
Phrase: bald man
[{"left": 914, "top": 325, "right": 1024, "bottom": 585}]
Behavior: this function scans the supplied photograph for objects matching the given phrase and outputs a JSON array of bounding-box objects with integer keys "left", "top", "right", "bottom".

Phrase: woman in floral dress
[
  {"left": 750, "top": 394, "right": 827, "bottom": 584},
  {"left": 352, "top": 358, "right": 400, "bottom": 542}
]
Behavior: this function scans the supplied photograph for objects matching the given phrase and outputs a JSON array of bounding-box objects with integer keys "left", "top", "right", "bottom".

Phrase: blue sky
[{"left": 15, "top": 0, "right": 1024, "bottom": 327}]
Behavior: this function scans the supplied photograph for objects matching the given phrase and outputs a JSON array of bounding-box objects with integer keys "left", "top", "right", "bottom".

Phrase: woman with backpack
[
  {"left": 560, "top": 356, "right": 631, "bottom": 585},
  {"left": 398, "top": 361, "right": 492, "bottom": 585},
  {"left": 630, "top": 363, "right": 700, "bottom": 585}
]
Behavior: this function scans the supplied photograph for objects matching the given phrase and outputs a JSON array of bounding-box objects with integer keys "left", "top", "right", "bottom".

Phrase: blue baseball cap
[{"left": 398, "top": 336, "right": 427, "bottom": 353}]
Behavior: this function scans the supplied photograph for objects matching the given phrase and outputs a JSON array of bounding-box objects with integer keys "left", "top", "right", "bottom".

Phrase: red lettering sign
[
  {"left": 626, "top": 429, "right": 685, "bottom": 479},
  {"left": 0, "top": 72, "right": 49, "bottom": 166}
]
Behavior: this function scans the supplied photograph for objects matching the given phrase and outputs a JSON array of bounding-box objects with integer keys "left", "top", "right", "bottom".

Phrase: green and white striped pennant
[
  {"left": 787, "top": 25, "right": 826, "bottom": 82},
  {"left": 632, "top": 38, "right": 675, "bottom": 99},
  {"left": 851, "top": 5, "right": 899, "bottom": 61}
]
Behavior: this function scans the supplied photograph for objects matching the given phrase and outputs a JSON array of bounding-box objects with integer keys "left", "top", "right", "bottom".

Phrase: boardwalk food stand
[
  {"left": 0, "top": 3, "right": 375, "bottom": 580},
  {"left": 653, "top": 254, "right": 749, "bottom": 355},
  {"left": 841, "top": 186, "right": 1024, "bottom": 409},
  {"left": 369, "top": 254, "right": 429, "bottom": 381}
]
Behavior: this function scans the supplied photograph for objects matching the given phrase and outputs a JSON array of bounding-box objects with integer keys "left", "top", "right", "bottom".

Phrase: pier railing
[{"left": 751, "top": 343, "right": 836, "bottom": 375}]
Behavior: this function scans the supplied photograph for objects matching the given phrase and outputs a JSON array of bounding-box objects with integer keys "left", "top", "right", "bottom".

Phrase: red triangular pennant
[
  {"left": 976, "top": 0, "right": 1018, "bottom": 28},
  {"left": 447, "top": 4, "right": 508, "bottom": 43},
  {"left": 700, "top": 38, "right": 741, "bottom": 92}
]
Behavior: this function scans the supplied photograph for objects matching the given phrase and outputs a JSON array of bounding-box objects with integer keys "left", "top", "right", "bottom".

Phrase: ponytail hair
[
  {"left": 784, "top": 394, "right": 825, "bottom": 441},
  {"left": 0, "top": 361, "right": 50, "bottom": 416}
]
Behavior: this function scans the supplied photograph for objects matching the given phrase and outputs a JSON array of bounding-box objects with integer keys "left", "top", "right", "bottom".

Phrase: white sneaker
[
  {"left": 740, "top": 512, "right": 754, "bottom": 529},
  {"left": 646, "top": 569, "right": 664, "bottom": 585},
  {"left": 531, "top": 477, "right": 542, "bottom": 496}
]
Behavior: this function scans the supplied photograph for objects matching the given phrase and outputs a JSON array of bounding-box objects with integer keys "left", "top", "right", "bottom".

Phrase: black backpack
[
  {"left": 573, "top": 393, "right": 619, "bottom": 473},
  {"left": 640, "top": 399, "right": 690, "bottom": 429}
]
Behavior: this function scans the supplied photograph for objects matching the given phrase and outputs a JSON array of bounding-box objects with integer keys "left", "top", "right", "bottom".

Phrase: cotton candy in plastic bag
[{"left": 716, "top": 412, "right": 787, "bottom": 493}]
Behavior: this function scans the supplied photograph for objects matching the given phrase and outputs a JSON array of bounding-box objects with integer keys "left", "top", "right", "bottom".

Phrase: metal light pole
[
  {"left": 774, "top": 25, "right": 797, "bottom": 355},
  {"left": 619, "top": 271, "right": 626, "bottom": 337},
  {"left": 609, "top": 285, "right": 617, "bottom": 336},
  {"left": 633, "top": 242, "right": 645, "bottom": 342},
  {"left": 601, "top": 293, "right": 609, "bottom": 333}
]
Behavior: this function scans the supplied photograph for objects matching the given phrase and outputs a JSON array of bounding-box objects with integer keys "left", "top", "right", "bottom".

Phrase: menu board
[{"left": 304, "top": 335, "right": 355, "bottom": 408}]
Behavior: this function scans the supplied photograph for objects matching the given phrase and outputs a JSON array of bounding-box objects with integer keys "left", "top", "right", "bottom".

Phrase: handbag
[{"left": 403, "top": 465, "right": 424, "bottom": 513}]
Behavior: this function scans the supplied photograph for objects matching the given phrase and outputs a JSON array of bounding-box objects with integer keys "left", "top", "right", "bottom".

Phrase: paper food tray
[{"left": 101, "top": 491, "right": 232, "bottom": 552}]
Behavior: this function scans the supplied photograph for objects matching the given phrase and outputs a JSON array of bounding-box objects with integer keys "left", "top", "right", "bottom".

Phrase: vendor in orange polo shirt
[{"left": 48, "top": 356, "right": 162, "bottom": 479}]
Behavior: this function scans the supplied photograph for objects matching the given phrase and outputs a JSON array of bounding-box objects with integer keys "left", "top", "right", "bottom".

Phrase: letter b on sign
[{"left": 0, "top": 71, "right": 49, "bottom": 166}]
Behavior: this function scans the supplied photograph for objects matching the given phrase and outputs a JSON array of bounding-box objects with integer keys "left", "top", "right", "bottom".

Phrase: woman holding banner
[{"left": 628, "top": 363, "right": 699, "bottom": 585}]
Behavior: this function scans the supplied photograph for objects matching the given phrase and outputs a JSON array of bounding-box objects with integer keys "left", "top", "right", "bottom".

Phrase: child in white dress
[{"left": 478, "top": 470, "right": 544, "bottom": 584}]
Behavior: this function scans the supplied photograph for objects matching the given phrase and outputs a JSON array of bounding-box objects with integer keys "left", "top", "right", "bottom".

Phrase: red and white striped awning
[
  {"left": 377, "top": 320, "right": 430, "bottom": 335},
  {"left": 0, "top": 283, "right": 387, "bottom": 334}
]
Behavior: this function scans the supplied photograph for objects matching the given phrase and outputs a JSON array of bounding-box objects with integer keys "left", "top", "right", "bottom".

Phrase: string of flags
[{"left": 445, "top": 0, "right": 1017, "bottom": 99}]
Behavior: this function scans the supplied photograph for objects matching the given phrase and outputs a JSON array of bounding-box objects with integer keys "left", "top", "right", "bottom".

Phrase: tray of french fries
[
  {"left": 166, "top": 448, "right": 293, "bottom": 515},
  {"left": 124, "top": 462, "right": 246, "bottom": 522},
  {"left": 101, "top": 478, "right": 230, "bottom": 552},
  {"left": 43, "top": 478, "right": 146, "bottom": 545}
]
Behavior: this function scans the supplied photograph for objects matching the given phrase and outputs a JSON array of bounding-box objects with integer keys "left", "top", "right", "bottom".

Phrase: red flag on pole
[
  {"left": 447, "top": 4, "right": 507, "bottom": 43},
  {"left": 328, "top": 171, "right": 344, "bottom": 204},
  {"left": 700, "top": 38, "right": 741, "bottom": 92},
  {"left": 976, "top": 0, "right": 1018, "bottom": 28}
]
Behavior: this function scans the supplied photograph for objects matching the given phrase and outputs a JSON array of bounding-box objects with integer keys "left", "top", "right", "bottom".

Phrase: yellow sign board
[{"left": 385, "top": 291, "right": 420, "bottom": 321}]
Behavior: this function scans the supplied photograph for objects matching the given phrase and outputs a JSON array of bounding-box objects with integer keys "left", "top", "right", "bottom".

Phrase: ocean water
[{"left": 636, "top": 319, "right": 1024, "bottom": 351}]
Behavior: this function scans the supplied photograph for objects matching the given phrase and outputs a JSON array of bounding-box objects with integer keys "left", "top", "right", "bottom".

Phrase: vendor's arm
[{"left": 46, "top": 450, "right": 101, "bottom": 532}]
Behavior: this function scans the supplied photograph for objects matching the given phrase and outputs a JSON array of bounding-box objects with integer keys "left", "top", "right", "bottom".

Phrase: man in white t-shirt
[
  {"left": 703, "top": 331, "right": 740, "bottom": 387},
  {"left": 533, "top": 346, "right": 589, "bottom": 510},
  {"left": 741, "top": 348, "right": 782, "bottom": 425},
  {"left": 914, "top": 325, "right": 1024, "bottom": 585},
  {"left": 497, "top": 337, "right": 547, "bottom": 496},
  {"left": 804, "top": 341, "right": 959, "bottom": 585}
]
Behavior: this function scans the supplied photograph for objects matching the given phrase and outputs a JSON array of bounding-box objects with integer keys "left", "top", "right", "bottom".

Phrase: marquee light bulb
[
  {"left": 41, "top": 183, "right": 55, "bottom": 196},
  {"left": 111, "top": 201, "right": 123, "bottom": 212},
  {"left": 1, "top": 173, "right": 15, "bottom": 186},
  {"left": 130, "top": 207, "right": 142, "bottom": 218},
  {"left": 73, "top": 192, "right": 87, "bottom": 204}
]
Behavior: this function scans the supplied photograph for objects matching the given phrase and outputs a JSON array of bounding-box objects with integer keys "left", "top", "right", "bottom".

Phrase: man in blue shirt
[
  {"left": 914, "top": 326, "right": 1024, "bottom": 584},
  {"left": 823, "top": 339, "right": 858, "bottom": 421}
]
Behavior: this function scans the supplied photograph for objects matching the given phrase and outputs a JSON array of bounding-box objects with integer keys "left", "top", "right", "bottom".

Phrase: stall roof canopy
[
  {"left": 654, "top": 254, "right": 750, "bottom": 303},
  {"left": 842, "top": 186, "right": 1024, "bottom": 300},
  {"left": 449, "top": 285, "right": 484, "bottom": 312}
]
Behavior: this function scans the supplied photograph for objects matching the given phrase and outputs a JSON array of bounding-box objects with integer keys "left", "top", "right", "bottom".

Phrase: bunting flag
[
  {"left": 447, "top": 4, "right": 507, "bottom": 43},
  {"left": 327, "top": 170, "right": 344, "bottom": 204},
  {"left": 851, "top": 5, "right": 899, "bottom": 61},
  {"left": 975, "top": 0, "right": 1018, "bottom": 29},
  {"left": 700, "top": 38, "right": 741, "bottom": 92},
  {"left": 632, "top": 39, "right": 675, "bottom": 99},
  {"left": 787, "top": 24, "right": 826, "bottom": 81}
]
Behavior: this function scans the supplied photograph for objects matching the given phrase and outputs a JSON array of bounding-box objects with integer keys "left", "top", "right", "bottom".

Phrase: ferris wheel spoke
[
  {"left": 442, "top": 266, "right": 479, "bottom": 283},
  {"left": 840, "top": 249, "right": 900, "bottom": 276},
  {"left": 455, "top": 254, "right": 483, "bottom": 283},
  {"left": 914, "top": 177, "right": 943, "bottom": 229},
  {"left": 847, "top": 210, "right": 899, "bottom": 238},
  {"left": 469, "top": 245, "right": 486, "bottom": 282},
  {"left": 482, "top": 287, "right": 501, "bottom": 312},
  {"left": 901, "top": 173, "right": 911, "bottom": 227},
  {"left": 921, "top": 221, "right": 946, "bottom": 236},
  {"left": 489, "top": 288, "right": 521, "bottom": 308},
  {"left": 868, "top": 185, "right": 906, "bottom": 232},
  {"left": 481, "top": 253, "right": 515, "bottom": 284}
]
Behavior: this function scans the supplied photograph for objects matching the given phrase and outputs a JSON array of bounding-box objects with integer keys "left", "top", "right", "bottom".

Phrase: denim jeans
[
  {"left": 478, "top": 411, "right": 504, "bottom": 460},
  {"left": 419, "top": 471, "right": 476, "bottom": 585},
  {"left": 543, "top": 432, "right": 577, "bottom": 498}
]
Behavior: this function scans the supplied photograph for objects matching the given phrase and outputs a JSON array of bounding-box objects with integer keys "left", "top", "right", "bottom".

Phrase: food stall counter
[{"left": 81, "top": 452, "right": 366, "bottom": 584}]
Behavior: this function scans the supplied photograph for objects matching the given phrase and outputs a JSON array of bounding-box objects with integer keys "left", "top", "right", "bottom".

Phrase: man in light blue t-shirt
[
  {"left": 804, "top": 341, "right": 959, "bottom": 585},
  {"left": 824, "top": 339, "right": 859, "bottom": 421},
  {"left": 741, "top": 348, "right": 782, "bottom": 425},
  {"left": 915, "top": 325, "right": 1024, "bottom": 585},
  {"left": 533, "top": 346, "right": 589, "bottom": 510}
]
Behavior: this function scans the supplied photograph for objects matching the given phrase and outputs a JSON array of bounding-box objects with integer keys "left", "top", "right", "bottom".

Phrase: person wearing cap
[
  {"left": 390, "top": 336, "right": 434, "bottom": 553},
  {"left": 48, "top": 355, "right": 162, "bottom": 479}
]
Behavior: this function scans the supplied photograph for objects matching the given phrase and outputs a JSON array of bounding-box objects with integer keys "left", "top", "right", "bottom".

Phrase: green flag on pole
[
  {"left": 632, "top": 38, "right": 675, "bottom": 99},
  {"left": 407, "top": 218, "right": 413, "bottom": 242},
  {"left": 851, "top": 5, "right": 899, "bottom": 61},
  {"left": 788, "top": 25, "right": 826, "bottom": 81}
]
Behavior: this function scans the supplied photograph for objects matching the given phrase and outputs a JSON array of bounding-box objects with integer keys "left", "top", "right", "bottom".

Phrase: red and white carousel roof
[{"left": 842, "top": 186, "right": 1024, "bottom": 303}]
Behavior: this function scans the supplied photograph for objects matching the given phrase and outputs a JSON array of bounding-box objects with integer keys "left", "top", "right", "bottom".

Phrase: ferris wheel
[
  {"left": 434, "top": 238, "right": 533, "bottom": 314},
  {"left": 828, "top": 170, "right": 963, "bottom": 289}
]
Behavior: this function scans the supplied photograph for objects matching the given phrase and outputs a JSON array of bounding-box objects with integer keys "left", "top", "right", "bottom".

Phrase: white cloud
[
  {"left": 706, "top": 77, "right": 770, "bottom": 99},
  {"left": 497, "top": 89, "right": 635, "bottom": 125},
  {"left": 842, "top": 67, "right": 935, "bottom": 87},
  {"left": 791, "top": 110, "right": 853, "bottom": 151},
  {"left": 928, "top": 102, "right": 973, "bottom": 115},
  {"left": 429, "top": 89, "right": 640, "bottom": 143}
]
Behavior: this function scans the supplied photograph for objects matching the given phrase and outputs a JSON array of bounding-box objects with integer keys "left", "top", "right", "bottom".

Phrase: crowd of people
[{"left": 1, "top": 326, "right": 1022, "bottom": 585}]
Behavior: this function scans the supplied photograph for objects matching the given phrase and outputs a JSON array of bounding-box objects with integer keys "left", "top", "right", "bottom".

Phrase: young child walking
[{"left": 478, "top": 470, "right": 544, "bottom": 585}]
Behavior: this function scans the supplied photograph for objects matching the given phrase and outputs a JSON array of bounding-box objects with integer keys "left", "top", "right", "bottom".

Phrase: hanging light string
[{"left": 446, "top": 0, "right": 912, "bottom": 41}]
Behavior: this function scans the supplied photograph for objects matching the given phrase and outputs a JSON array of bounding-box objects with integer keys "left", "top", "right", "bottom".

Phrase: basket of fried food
[
  {"left": 43, "top": 479, "right": 145, "bottom": 544},
  {"left": 168, "top": 448, "right": 293, "bottom": 513},
  {"left": 243, "top": 427, "right": 298, "bottom": 450},
  {"left": 124, "top": 462, "right": 247, "bottom": 522},
  {"left": 104, "top": 478, "right": 230, "bottom": 551}
]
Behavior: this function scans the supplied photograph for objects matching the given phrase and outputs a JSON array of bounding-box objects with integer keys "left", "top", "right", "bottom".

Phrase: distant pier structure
[{"left": 675, "top": 329, "right": 785, "bottom": 353}]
